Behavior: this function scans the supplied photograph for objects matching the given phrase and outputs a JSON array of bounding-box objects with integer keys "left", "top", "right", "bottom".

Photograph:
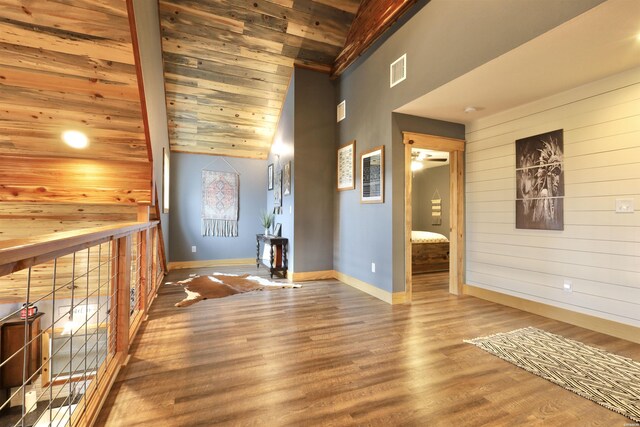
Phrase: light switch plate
[
  {"left": 615, "top": 198, "right": 634, "bottom": 213},
  {"left": 191, "top": 246, "right": 197, "bottom": 253}
]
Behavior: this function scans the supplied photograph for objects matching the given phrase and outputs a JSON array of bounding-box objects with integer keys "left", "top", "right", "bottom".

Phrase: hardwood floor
[{"left": 95, "top": 267, "right": 640, "bottom": 426}]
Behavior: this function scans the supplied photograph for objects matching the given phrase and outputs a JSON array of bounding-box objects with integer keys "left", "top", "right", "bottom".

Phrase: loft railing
[{"left": 0, "top": 221, "right": 165, "bottom": 427}]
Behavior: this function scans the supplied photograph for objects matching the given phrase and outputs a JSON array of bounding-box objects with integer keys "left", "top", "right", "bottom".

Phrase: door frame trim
[{"left": 403, "top": 132, "right": 465, "bottom": 302}]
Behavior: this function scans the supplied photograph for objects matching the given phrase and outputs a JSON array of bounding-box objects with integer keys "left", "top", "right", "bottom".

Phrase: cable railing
[{"left": 0, "top": 221, "right": 165, "bottom": 427}]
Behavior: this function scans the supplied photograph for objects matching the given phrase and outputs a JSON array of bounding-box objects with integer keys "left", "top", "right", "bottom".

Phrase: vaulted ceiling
[{"left": 160, "top": 0, "right": 361, "bottom": 159}]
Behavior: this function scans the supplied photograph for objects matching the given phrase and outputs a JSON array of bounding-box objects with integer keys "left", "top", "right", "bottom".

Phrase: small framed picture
[
  {"left": 274, "top": 223, "right": 282, "bottom": 237},
  {"left": 337, "top": 140, "right": 355, "bottom": 191},
  {"left": 268, "top": 163, "right": 274, "bottom": 190},
  {"left": 283, "top": 161, "right": 291, "bottom": 196},
  {"left": 361, "top": 145, "right": 384, "bottom": 203}
]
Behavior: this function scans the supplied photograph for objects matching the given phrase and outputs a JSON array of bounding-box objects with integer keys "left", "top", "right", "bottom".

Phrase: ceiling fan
[{"left": 411, "top": 151, "right": 448, "bottom": 162}]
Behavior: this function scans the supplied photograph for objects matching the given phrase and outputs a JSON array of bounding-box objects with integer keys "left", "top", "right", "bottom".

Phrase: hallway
[{"left": 96, "top": 268, "right": 639, "bottom": 426}]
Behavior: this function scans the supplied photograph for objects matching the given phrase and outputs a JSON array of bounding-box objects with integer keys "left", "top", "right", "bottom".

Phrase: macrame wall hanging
[
  {"left": 201, "top": 158, "right": 240, "bottom": 237},
  {"left": 431, "top": 189, "right": 442, "bottom": 226}
]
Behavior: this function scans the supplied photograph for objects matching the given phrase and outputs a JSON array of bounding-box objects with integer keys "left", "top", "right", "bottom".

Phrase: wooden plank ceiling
[
  {"left": 160, "top": 0, "right": 360, "bottom": 159},
  {"left": 0, "top": 0, "right": 151, "bottom": 204}
]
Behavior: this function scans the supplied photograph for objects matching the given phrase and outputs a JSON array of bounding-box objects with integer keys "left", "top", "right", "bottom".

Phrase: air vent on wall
[
  {"left": 337, "top": 100, "right": 346, "bottom": 122},
  {"left": 390, "top": 54, "right": 407, "bottom": 88}
]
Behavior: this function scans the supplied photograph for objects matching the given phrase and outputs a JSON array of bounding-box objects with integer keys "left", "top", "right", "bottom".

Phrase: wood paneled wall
[
  {"left": 0, "top": 203, "right": 138, "bottom": 240},
  {"left": 0, "top": 0, "right": 151, "bottom": 204},
  {"left": 0, "top": 203, "right": 140, "bottom": 302},
  {"left": 465, "top": 67, "right": 640, "bottom": 328}
]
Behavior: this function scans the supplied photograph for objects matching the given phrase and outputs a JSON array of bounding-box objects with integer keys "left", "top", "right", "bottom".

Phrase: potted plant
[{"left": 259, "top": 210, "right": 274, "bottom": 235}]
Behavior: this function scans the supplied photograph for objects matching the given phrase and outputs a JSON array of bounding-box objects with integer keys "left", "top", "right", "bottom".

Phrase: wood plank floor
[{"left": 95, "top": 267, "right": 640, "bottom": 426}]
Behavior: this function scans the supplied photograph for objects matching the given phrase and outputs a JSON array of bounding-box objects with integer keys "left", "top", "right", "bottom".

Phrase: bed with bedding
[{"left": 411, "top": 231, "right": 450, "bottom": 274}]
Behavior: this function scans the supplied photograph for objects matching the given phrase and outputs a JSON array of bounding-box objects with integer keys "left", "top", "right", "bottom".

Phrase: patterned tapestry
[{"left": 201, "top": 170, "right": 239, "bottom": 237}]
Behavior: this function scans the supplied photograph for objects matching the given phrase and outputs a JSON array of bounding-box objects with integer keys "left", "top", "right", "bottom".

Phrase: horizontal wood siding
[
  {"left": 0, "top": 203, "right": 138, "bottom": 240},
  {"left": 465, "top": 67, "right": 640, "bottom": 328},
  {"left": 0, "top": 204, "right": 139, "bottom": 302}
]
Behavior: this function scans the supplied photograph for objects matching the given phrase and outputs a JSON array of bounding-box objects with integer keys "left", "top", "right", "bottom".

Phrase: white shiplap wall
[{"left": 465, "top": 67, "right": 640, "bottom": 327}]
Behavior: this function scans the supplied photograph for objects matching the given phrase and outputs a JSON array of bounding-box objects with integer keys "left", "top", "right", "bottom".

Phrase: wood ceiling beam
[{"left": 331, "top": 0, "right": 418, "bottom": 78}]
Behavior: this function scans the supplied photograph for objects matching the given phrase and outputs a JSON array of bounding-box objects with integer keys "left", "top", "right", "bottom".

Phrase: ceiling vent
[
  {"left": 337, "top": 100, "right": 346, "bottom": 122},
  {"left": 390, "top": 54, "right": 407, "bottom": 88}
]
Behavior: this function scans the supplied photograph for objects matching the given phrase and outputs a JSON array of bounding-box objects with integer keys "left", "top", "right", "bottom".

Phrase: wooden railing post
[
  {"left": 150, "top": 227, "right": 158, "bottom": 300},
  {"left": 139, "top": 228, "right": 149, "bottom": 313},
  {"left": 116, "top": 235, "right": 131, "bottom": 355}
]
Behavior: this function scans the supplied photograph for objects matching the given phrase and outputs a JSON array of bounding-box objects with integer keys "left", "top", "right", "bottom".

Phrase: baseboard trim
[
  {"left": 168, "top": 258, "right": 255, "bottom": 271},
  {"left": 392, "top": 292, "right": 407, "bottom": 304},
  {"left": 463, "top": 284, "right": 640, "bottom": 344},
  {"left": 334, "top": 271, "right": 395, "bottom": 304},
  {"left": 287, "top": 270, "right": 335, "bottom": 282}
]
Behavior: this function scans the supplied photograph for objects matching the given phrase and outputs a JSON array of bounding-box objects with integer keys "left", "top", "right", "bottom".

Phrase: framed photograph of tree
[{"left": 515, "top": 129, "right": 564, "bottom": 230}]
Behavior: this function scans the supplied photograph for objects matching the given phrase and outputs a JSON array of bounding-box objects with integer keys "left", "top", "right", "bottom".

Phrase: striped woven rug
[{"left": 465, "top": 327, "right": 640, "bottom": 422}]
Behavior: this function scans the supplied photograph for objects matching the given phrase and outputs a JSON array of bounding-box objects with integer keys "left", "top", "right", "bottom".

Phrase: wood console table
[{"left": 256, "top": 234, "right": 288, "bottom": 278}]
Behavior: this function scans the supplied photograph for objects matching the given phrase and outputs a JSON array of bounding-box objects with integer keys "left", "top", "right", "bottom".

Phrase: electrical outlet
[
  {"left": 371, "top": 262, "right": 376, "bottom": 273},
  {"left": 191, "top": 246, "right": 197, "bottom": 253},
  {"left": 563, "top": 280, "right": 572, "bottom": 293}
]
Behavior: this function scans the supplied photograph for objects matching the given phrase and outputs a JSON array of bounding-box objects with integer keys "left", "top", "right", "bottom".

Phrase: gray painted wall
[
  {"left": 412, "top": 165, "right": 450, "bottom": 236},
  {"left": 266, "top": 73, "right": 295, "bottom": 268},
  {"left": 265, "top": 68, "right": 336, "bottom": 273},
  {"left": 336, "top": 0, "right": 604, "bottom": 293},
  {"left": 293, "top": 68, "right": 335, "bottom": 272},
  {"left": 169, "top": 153, "right": 266, "bottom": 262},
  {"left": 132, "top": 0, "right": 171, "bottom": 256}
]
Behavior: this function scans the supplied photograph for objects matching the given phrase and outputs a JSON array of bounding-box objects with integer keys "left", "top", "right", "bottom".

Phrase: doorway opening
[{"left": 403, "top": 132, "right": 465, "bottom": 302}]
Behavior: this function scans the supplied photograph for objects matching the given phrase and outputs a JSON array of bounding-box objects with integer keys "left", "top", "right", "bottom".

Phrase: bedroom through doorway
[
  {"left": 403, "top": 132, "right": 465, "bottom": 302},
  {"left": 410, "top": 149, "right": 451, "bottom": 294}
]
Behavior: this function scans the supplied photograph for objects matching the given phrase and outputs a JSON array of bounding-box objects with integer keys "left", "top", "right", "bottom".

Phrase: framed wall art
[
  {"left": 274, "top": 165, "right": 282, "bottom": 207},
  {"left": 515, "top": 129, "right": 564, "bottom": 230},
  {"left": 337, "top": 140, "right": 355, "bottom": 191},
  {"left": 283, "top": 161, "right": 291, "bottom": 196},
  {"left": 268, "top": 163, "right": 274, "bottom": 190},
  {"left": 361, "top": 146, "right": 384, "bottom": 203}
]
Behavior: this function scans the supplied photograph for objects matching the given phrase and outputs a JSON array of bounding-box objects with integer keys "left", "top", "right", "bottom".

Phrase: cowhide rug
[{"left": 167, "top": 273, "right": 301, "bottom": 307}]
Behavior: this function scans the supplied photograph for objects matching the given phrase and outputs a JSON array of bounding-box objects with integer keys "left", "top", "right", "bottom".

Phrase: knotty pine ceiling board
[
  {"left": 0, "top": 0, "right": 151, "bottom": 204},
  {"left": 160, "top": 0, "right": 360, "bottom": 159}
]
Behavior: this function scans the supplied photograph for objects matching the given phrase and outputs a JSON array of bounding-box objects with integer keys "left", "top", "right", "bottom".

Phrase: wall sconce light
[{"left": 271, "top": 138, "right": 285, "bottom": 161}]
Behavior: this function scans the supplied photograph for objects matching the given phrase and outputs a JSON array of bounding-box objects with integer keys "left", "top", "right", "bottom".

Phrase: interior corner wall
[
  {"left": 267, "top": 74, "right": 295, "bottom": 269},
  {"left": 132, "top": 0, "right": 171, "bottom": 256},
  {"left": 335, "top": 0, "right": 605, "bottom": 294},
  {"left": 292, "top": 68, "right": 335, "bottom": 273},
  {"left": 169, "top": 153, "right": 267, "bottom": 262},
  {"left": 465, "top": 66, "right": 640, "bottom": 327},
  {"left": 412, "top": 165, "right": 450, "bottom": 236}
]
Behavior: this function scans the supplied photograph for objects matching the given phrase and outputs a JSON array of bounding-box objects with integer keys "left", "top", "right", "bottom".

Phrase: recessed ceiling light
[
  {"left": 464, "top": 106, "right": 477, "bottom": 114},
  {"left": 62, "top": 130, "right": 88, "bottom": 149}
]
